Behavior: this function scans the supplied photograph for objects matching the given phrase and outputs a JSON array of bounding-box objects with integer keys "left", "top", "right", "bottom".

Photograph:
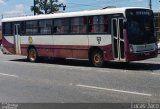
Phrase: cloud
[
  {"left": 0, "top": 0, "right": 5, "bottom": 5},
  {"left": 96, "top": 0, "right": 105, "bottom": 1},
  {"left": 59, "top": 0, "right": 66, "bottom": 3},
  {"left": 3, "top": 4, "right": 25, "bottom": 17},
  {"left": 15, "top": 4, "right": 24, "bottom": 11}
]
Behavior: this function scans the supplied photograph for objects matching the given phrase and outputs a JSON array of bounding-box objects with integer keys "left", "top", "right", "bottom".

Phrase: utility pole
[
  {"left": 63, "top": 5, "right": 66, "bottom": 11},
  {"left": 50, "top": 0, "right": 53, "bottom": 12},
  {"left": 34, "top": 0, "right": 36, "bottom": 15},
  {"left": 1, "top": 14, "right": 3, "bottom": 19},
  {"left": 149, "top": 0, "right": 152, "bottom": 9},
  {"left": 44, "top": 0, "right": 48, "bottom": 14}
]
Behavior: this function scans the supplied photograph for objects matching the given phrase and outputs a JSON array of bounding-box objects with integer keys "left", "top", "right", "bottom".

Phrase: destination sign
[
  {"left": 136, "top": 11, "right": 151, "bottom": 16},
  {"left": 126, "top": 9, "right": 153, "bottom": 17}
]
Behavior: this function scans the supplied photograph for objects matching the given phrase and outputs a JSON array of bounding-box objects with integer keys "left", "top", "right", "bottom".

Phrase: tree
[
  {"left": 31, "top": 0, "right": 66, "bottom": 15},
  {"left": 31, "top": 0, "right": 43, "bottom": 15}
]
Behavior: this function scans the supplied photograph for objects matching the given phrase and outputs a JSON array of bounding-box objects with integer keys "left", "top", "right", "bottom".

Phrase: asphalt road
[{"left": 0, "top": 52, "right": 160, "bottom": 103}]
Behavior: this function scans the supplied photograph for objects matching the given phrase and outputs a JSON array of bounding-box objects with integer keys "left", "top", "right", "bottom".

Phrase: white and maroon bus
[{"left": 1, "top": 7, "right": 158, "bottom": 67}]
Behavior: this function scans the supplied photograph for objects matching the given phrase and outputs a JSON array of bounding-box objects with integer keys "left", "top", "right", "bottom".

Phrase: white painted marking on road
[
  {"left": 76, "top": 84, "right": 152, "bottom": 97},
  {"left": 0, "top": 73, "right": 19, "bottom": 78},
  {"left": 151, "top": 73, "right": 160, "bottom": 76}
]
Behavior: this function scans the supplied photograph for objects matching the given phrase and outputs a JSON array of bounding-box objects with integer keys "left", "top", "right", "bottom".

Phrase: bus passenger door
[
  {"left": 112, "top": 18, "right": 125, "bottom": 61},
  {"left": 14, "top": 24, "right": 21, "bottom": 54}
]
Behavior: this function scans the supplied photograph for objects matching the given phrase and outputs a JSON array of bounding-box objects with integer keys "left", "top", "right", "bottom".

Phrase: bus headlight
[
  {"left": 0, "top": 44, "right": 3, "bottom": 50},
  {"left": 129, "top": 44, "right": 134, "bottom": 53}
]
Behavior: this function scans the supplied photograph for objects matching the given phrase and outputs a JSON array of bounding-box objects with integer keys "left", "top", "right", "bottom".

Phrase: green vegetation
[{"left": 31, "top": 0, "right": 66, "bottom": 15}]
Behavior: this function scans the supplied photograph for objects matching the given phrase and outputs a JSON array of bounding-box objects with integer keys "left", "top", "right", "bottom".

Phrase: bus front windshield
[{"left": 126, "top": 12, "right": 156, "bottom": 44}]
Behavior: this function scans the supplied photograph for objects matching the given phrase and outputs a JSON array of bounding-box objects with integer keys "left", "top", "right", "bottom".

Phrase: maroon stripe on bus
[
  {"left": 2, "top": 37, "right": 15, "bottom": 54},
  {"left": 21, "top": 44, "right": 113, "bottom": 60}
]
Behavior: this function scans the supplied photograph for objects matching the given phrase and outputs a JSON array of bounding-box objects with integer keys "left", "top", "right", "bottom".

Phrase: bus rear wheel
[
  {"left": 90, "top": 49, "right": 104, "bottom": 67},
  {"left": 27, "top": 47, "right": 38, "bottom": 62}
]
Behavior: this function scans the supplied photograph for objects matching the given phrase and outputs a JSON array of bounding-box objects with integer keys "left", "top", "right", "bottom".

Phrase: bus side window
[
  {"left": 88, "top": 15, "right": 108, "bottom": 33},
  {"left": 100, "top": 16, "right": 108, "bottom": 33},
  {"left": 70, "top": 16, "right": 87, "bottom": 34},
  {"left": 26, "top": 20, "right": 39, "bottom": 35},
  {"left": 3, "top": 22, "right": 13, "bottom": 36},
  {"left": 88, "top": 16, "right": 98, "bottom": 33},
  {"left": 18, "top": 25, "right": 21, "bottom": 35},
  {"left": 39, "top": 20, "right": 52, "bottom": 35},
  {"left": 53, "top": 27, "right": 57, "bottom": 33},
  {"left": 54, "top": 18, "right": 69, "bottom": 34},
  {"left": 71, "top": 17, "right": 80, "bottom": 33},
  {"left": 21, "top": 21, "right": 26, "bottom": 35}
]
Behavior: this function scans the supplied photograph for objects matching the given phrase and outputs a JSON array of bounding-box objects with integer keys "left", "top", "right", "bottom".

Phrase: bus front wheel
[
  {"left": 27, "top": 47, "right": 38, "bottom": 62},
  {"left": 90, "top": 49, "right": 104, "bottom": 67}
]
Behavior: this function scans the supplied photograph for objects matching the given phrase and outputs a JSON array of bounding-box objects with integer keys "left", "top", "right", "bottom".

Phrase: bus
[{"left": 1, "top": 7, "right": 158, "bottom": 67}]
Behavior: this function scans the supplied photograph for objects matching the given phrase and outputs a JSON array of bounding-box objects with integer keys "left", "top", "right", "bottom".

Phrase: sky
[{"left": 0, "top": 0, "right": 160, "bottom": 22}]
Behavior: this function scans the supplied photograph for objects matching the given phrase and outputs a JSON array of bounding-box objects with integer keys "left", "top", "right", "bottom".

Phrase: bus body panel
[
  {"left": 2, "top": 36, "right": 15, "bottom": 54},
  {"left": 53, "top": 35, "right": 89, "bottom": 59},
  {"left": 88, "top": 35, "right": 112, "bottom": 46}
]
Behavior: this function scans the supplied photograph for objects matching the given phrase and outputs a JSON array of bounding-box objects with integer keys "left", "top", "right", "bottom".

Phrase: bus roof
[{"left": 2, "top": 7, "right": 150, "bottom": 22}]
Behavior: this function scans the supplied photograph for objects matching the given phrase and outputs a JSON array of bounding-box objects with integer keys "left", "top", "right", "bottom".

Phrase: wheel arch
[
  {"left": 27, "top": 45, "right": 39, "bottom": 62},
  {"left": 88, "top": 46, "right": 103, "bottom": 59},
  {"left": 27, "top": 45, "right": 36, "bottom": 53},
  {"left": 88, "top": 46, "right": 104, "bottom": 67}
]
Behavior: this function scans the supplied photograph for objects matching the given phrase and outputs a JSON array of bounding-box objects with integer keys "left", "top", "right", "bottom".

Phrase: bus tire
[
  {"left": 89, "top": 49, "right": 104, "bottom": 67},
  {"left": 27, "top": 47, "right": 38, "bottom": 62},
  {"left": 54, "top": 58, "right": 65, "bottom": 61}
]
